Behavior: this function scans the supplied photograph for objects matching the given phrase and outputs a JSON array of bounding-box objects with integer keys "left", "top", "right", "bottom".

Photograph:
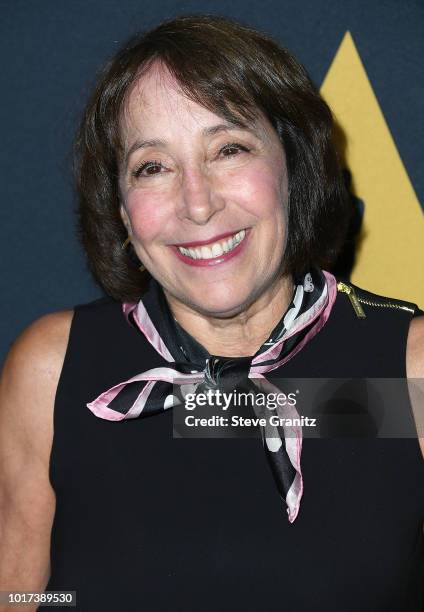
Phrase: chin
[{"left": 183, "top": 284, "right": 257, "bottom": 318}]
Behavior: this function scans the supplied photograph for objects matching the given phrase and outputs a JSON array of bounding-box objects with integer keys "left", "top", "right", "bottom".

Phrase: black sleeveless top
[{"left": 43, "top": 283, "right": 424, "bottom": 611}]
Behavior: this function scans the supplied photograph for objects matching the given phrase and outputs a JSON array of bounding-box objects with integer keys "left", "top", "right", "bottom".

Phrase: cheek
[
  {"left": 124, "top": 190, "right": 171, "bottom": 241},
  {"left": 225, "top": 164, "right": 285, "bottom": 218}
]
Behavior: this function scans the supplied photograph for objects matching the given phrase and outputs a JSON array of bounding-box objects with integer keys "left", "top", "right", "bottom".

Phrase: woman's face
[{"left": 119, "top": 64, "right": 289, "bottom": 318}]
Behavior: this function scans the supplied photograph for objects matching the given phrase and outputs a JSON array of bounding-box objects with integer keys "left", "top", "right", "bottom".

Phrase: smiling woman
[
  {"left": 75, "top": 15, "right": 348, "bottom": 308},
  {"left": 0, "top": 13, "right": 423, "bottom": 612},
  {"left": 118, "top": 65, "right": 291, "bottom": 338}
]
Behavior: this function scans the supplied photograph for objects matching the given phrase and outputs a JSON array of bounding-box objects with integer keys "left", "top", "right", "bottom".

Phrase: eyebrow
[{"left": 123, "top": 122, "right": 260, "bottom": 167}]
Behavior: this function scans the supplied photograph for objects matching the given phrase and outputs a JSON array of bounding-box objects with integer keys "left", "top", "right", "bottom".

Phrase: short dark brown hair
[{"left": 74, "top": 14, "right": 349, "bottom": 301}]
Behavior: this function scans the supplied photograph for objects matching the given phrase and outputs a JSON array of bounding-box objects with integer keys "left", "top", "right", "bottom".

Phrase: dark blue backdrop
[{"left": 1, "top": 0, "right": 423, "bottom": 362}]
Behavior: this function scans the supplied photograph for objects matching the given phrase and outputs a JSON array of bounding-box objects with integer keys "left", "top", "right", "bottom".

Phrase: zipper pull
[{"left": 337, "top": 282, "right": 366, "bottom": 319}]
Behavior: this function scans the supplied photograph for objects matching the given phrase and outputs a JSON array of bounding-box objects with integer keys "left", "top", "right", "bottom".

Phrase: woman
[{"left": 0, "top": 14, "right": 423, "bottom": 612}]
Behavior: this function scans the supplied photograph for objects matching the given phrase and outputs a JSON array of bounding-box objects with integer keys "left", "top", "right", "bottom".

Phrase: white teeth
[
  {"left": 177, "top": 229, "right": 246, "bottom": 260},
  {"left": 211, "top": 243, "right": 223, "bottom": 257},
  {"left": 201, "top": 246, "right": 212, "bottom": 259}
]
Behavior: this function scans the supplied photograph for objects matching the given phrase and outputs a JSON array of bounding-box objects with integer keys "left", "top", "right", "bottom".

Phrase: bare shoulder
[
  {"left": 0, "top": 309, "right": 74, "bottom": 462},
  {"left": 407, "top": 315, "right": 424, "bottom": 378},
  {"left": 8, "top": 309, "right": 74, "bottom": 364},
  {"left": 3, "top": 309, "right": 74, "bottom": 372},
  {"left": 406, "top": 315, "right": 424, "bottom": 459}
]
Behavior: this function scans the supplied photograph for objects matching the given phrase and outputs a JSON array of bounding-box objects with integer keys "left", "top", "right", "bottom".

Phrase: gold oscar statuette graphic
[{"left": 321, "top": 31, "right": 424, "bottom": 307}]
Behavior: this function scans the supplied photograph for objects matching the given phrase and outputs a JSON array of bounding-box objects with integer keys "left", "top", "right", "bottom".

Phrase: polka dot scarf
[{"left": 87, "top": 268, "right": 337, "bottom": 522}]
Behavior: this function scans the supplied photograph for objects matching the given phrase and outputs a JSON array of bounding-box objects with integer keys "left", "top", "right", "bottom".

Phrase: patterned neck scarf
[{"left": 87, "top": 268, "right": 337, "bottom": 522}]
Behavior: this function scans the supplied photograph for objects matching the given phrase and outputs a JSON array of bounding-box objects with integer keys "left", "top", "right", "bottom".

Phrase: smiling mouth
[{"left": 175, "top": 229, "right": 246, "bottom": 260}]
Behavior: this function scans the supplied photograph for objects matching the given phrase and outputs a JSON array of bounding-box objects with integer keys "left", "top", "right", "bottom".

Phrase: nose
[{"left": 176, "top": 167, "right": 225, "bottom": 225}]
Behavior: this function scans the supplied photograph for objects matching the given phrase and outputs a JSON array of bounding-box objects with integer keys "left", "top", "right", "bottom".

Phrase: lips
[
  {"left": 172, "top": 229, "right": 244, "bottom": 248},
  {"left": 170, "top": 228, "right": 250, "bottom": 267}
]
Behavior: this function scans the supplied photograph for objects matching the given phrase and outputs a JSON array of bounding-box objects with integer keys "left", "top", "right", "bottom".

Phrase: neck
[{"left": 163, "top": 273, "right": 294, "bottom": 357}]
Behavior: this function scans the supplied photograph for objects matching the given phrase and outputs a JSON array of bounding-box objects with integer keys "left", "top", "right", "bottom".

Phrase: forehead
[
  {"left": 124, "top": 63, "right": 188, "bottom": 122},
  {"left": 120, "top": 61, "right": 269, "bottom": 141}
]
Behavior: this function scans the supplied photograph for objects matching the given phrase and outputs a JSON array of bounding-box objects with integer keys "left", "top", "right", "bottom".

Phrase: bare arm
[
  {"left": 406, "top": 315, "right": 424, "bottom": 459},
  {"left": 0, "top": 311, "right": 73, "bottom": 611}
]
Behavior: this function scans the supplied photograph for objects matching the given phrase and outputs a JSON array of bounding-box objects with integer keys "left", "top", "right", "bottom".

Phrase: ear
[{"left": 119, "top": 204, "right": 131, "bottom": 233}]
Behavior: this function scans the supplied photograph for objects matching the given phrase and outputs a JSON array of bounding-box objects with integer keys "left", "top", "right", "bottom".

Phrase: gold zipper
[
  {"left": 337, "top": 281, "right": 415, "bottom": 318},
  {"left": 337, "top": 282, "right": 366, "bottom": 318}
]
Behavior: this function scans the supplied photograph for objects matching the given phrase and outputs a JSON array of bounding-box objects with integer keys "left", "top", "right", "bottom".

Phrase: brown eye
[
  {"left": 220, "top": 143, "right": 250, "bottom": 157},
  {"left": 133, "top": 160, "right": 163, "bottom": 178}
]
